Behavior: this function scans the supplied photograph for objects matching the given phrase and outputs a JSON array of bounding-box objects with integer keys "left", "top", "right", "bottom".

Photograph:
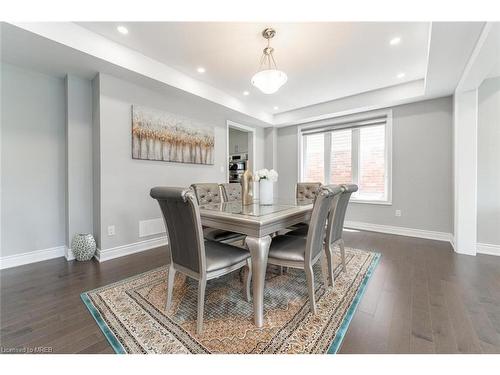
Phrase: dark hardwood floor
[{"left": 1, "top": 230, "right": 500, "bottom": 354}]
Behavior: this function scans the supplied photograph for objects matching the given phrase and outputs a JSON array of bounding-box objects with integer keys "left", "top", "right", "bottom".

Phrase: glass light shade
[{"left": 251, "top": 69, "right": 288, "bottom": 94}]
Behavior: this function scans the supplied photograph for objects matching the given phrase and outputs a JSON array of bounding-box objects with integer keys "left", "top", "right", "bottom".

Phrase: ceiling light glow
[
  {"left": 273, "top": 106, "right": 279, "bottom": 110},
  {"left": 397, "top": 72, "right": 406, "bottom": 79},
  {"left": 243, "top": 91, "right": 250, "bottom": 96},
  {"left": 390, "top": 37, "right": 401, "bottom": 45},
  {"left": 197, "top": 67, "right": 206, "bottom": 73},
  {"left": 117, "top": 26, "right": 129, "bottom": 35}
]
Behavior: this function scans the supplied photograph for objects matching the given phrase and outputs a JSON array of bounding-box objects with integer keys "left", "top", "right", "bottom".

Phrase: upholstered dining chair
[
  {"left": 290, "top": 182, "right": 323, "bottom": 232},
  {"left": 325, "top": 184, "right": 358, "bottom": 273},
  {"left": 296, "top": 182, "right": 322, "bottom": 200},
  {"left": 190, "top": 183, "right": 222, "bottom": 205},
  {"left": 287, "top": 184, "right": 357, "bottom": 278},
  {"left": 190, "top": 183, "right": 245, "bottom": 243},
  {"left": 266, "top": 185, "right": 342, "bottom": 314},
  {"left": 150, "top": 186, "right": 252, "bottom": 335},
  {"left": 220, "top": 183, "right": 242, "bottom": 202}
]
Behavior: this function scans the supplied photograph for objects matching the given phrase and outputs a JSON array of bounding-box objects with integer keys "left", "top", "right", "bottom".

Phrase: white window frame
[{"left": 298, "top": 109, "right": 393, "bottom": 205}]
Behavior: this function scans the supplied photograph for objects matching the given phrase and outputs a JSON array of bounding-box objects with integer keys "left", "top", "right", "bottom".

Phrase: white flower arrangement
[{"left": 254, "top": 168, "right": 279, "bottom": 182}]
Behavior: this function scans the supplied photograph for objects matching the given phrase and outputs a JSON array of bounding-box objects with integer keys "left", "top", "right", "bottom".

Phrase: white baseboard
[
  {"left": 0, "top": 245, "right": 66, "bottom": 270},
  {"left": 95, "top": 236, "right": 168, "bottom": 262},
  {"left": 344, "top": 221, "right": 453, "bottom": 243},
  {"left": 477, "top": 242, "right": 500, "bottom": 256},
  {"left": 65, "top": 247, "right": 75, "bottom": 261}
]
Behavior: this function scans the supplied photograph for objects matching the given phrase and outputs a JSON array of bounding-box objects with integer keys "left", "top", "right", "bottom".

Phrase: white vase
[{"left": 259, "top": 179, "right": 274, "bottom": 205}]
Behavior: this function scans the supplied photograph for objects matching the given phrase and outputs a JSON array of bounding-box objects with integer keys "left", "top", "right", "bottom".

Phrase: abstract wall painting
[{"left": 132, "top": 105, "right": 215, "bottom": 164}]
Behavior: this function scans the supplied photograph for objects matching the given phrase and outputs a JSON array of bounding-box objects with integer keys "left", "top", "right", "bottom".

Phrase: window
[
  {"left": 358, "top": 125, "right": 386, "bottom": 201},
  {"left": 330, "top": 129, "right": 352, "bottom": 185},
  {"left": 300, "top": 111, "right": 392, "bottom": 204},
  {"left": 303, "top": 133, "right": 324, "bottom": 183}
]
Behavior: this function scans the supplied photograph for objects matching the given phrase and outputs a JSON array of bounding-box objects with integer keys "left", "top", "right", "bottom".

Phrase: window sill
[{"left": 350, "top": 199, "right": 392, "bottom": 206}]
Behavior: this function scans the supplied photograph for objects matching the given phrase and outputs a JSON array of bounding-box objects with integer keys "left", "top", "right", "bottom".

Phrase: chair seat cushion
[
  {"left": 203, "top": 228, "right": 244, "bottom": 242},
  {"left": 287, "top": 222, "right": 328, "bottom": 238},
  {"left": 286, "top": 224, "right": 309, "bottom": 237},
  {"left": 205, "top": 240, "right": 250, "bottom": 272},
  {"left": 268, "top": 235, "right": 307, "bottom": 263}
]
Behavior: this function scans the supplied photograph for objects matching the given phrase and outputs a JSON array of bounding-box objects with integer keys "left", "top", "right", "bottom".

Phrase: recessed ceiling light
[
  {"left": 273, "top": 106, "right": 279, "bottom": 110},
  {"left": 243, "top": 91, "right": 250, "bottom": 96},
  {"left": 117, "top": 26, "right": 129, "bottom": 35},
  {"left": 197, "top": 67, "right": 206, "bottom": 74},
  {"left": 397, "top": 72, "right": 406, "bottom": 79},
  {"left": 390, "top": 37, "right": 401, "bottom": 46}
]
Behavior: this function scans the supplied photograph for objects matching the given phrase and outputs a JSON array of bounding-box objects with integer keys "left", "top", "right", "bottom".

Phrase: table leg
[{"left": 245, "top": 235, "right": 272, "bottom": 328}]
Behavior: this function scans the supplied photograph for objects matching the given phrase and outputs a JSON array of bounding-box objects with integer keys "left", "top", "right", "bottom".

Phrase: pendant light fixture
[{"left": 251, "top": 28, "right": 287, "bottom": 94}]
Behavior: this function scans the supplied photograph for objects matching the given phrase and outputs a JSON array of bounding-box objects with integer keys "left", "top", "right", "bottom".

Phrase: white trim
[
  {"left": 95, "top": 236, "right": 168, "bottom": 262},
  {"left": 423, "top": 22, "right": 433, "bottom": 94},
  {"left": 452, "top": 90, "right": 478, "bottom": 255},
  {"left": 0, "top": 246, "right": 66, "bottom": 270},
  {"left": 344, "top": 221, "right": 453, "bottom": 243},
  {"left": 477, "top": 243, "right": 500, "bottom": 257},
  {"left": 456, "top": 23, "right": 493, "bottom": 93},
  {"left": 226, "top": 120, "right": 256, "bottom": 133},
  {"left": 350, "top": 199, "right": 393, "bottom": 206}
]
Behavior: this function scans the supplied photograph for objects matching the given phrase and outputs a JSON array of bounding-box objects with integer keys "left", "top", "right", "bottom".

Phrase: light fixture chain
[
  {"left": 258, "top": 52, "right": 266, "bottom": 70},
  {"left": 270, "top": 52, "right": 278, "bottom": 70}
]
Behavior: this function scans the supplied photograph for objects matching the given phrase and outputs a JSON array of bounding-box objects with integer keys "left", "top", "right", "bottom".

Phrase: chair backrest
[
  {"left": 326, "top": 184, "right": 358, "bottom": 245},
  {"left": 296, "top": 182, "right": 322, "bottom": 200},
  {"left": 304, "top": 185, "right": 342, "bottom": 264},
  {"left": 190, "top": 183, "right": 222, "bottom": 205},
  {"left": 150, "top": 187, "right": 206, "bottom": 275},
  {"left": 220, "top": 183, "right": 242, "bottom": 202}
]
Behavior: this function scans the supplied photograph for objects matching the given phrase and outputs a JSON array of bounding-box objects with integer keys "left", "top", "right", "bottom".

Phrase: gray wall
[
  {"left": 276, "top": 125, "right": 299, "bottom": 201},
  {"left": 92, "top": 75, "right": 101, "bottom": 247},
  {"left": 66, "top": 75, "right": 93, "bottom": 247},
  {"left": 477, "top": 77, "right": 500, "bottom": 245},
  {"left": 1, "top": 63, "right": 66, "bottom": 256},
  {"left": 276, "top": 96, "right": 454, "bottom": 233},
  {"left": 96, "top": 73, "right": 266, "bottom": 250},
  {"left": 228, "top": 128, "right": 249, "bottom": 154},
  {"left": 264, "top": 127, "right": 278, "bottom": 170},
  {"left": 0, "top": 65, "right": 268, "bottom": 257}
]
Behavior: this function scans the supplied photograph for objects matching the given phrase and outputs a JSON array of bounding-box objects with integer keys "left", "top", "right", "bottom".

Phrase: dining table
[{"left": 198, "top": 198, "right": 313, "bottom": 328}]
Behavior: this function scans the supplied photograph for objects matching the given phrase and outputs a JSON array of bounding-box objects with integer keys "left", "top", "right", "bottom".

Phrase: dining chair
[
  {"left": 290, "top": 182, "right": 323, "bottom": 232},
  {"left": 220, "top": 183, "right": 242, "bottom": 202},
  {"left": 150, "top": 186, "right": 252, "bottom": 335},
  {"left": 296, "top": 182, "right": 322, "bottom": 200},
  {"left": 266, "top": 185, "right": 342, "bottom": 314},
  {"left": 325, "top": 184, "right": 358, "bottom": 273},
  {"left": 190, "top": 183, "right": 245, "bottom": 243}
]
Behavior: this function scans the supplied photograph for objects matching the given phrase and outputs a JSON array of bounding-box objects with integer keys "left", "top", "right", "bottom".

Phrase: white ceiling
[
  {"left": 77, "top": 22, "right": 430, "bottom": 114},
  {"left": 2, "top": 22, "right": 487, "bottom": 126}
]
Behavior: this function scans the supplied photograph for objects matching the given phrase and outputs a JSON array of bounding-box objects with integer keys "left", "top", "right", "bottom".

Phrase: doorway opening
[{"left": 226, "top": 120, "right": 255, "bottom": 184}]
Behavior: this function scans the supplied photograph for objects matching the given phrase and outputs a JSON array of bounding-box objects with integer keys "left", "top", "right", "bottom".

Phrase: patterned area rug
[{"left": 81, "top": 247, "right": 380, "bottom": 354}]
